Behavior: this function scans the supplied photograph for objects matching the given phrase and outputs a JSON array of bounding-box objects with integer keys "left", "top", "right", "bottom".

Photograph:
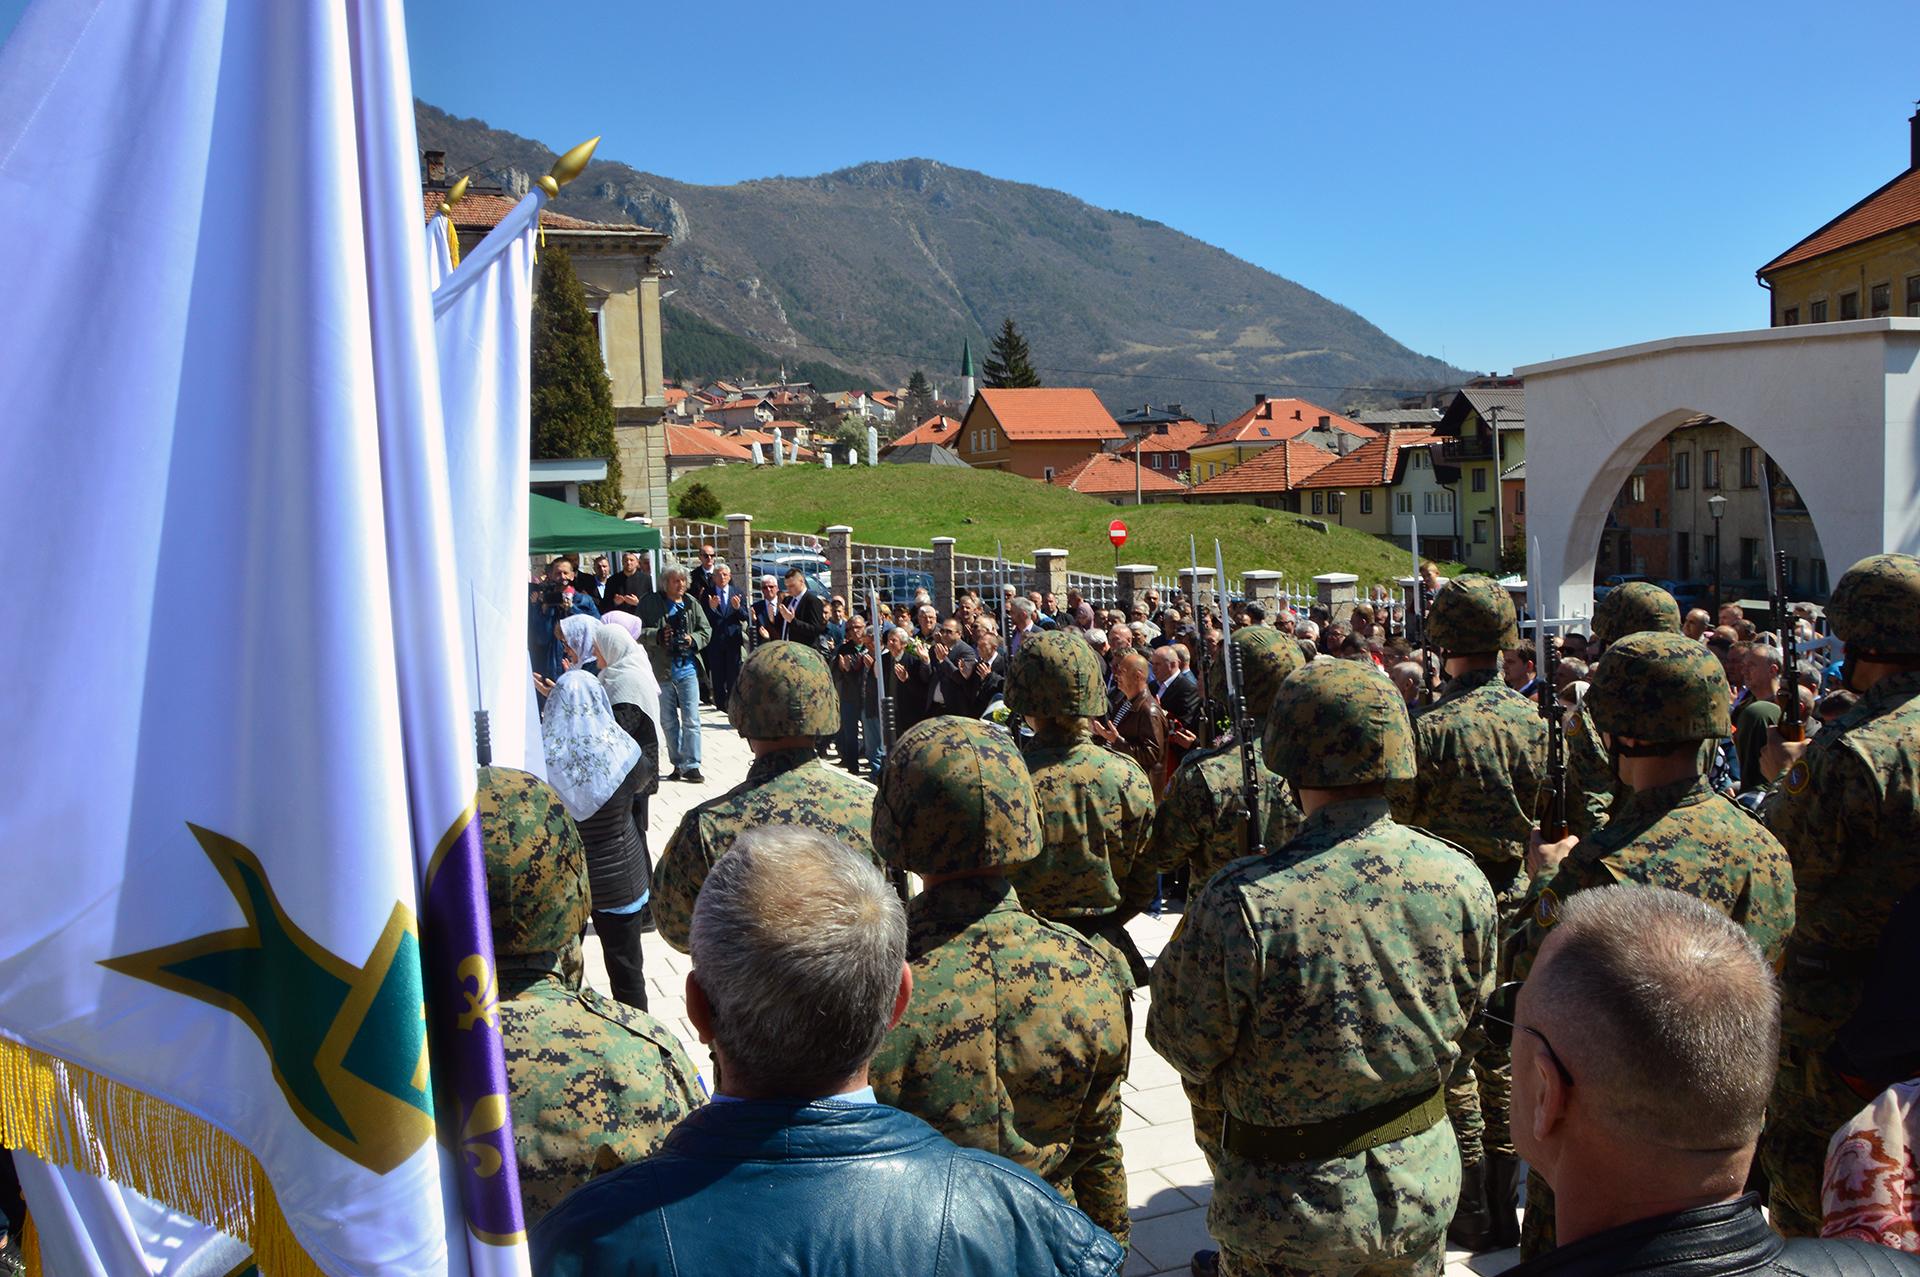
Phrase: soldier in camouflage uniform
[
  {"left": 1757, "top": 553, "right": 1920, "bottom": 1237},
  {"left": 478, "top": 767, "right": 705, "bottom": 1224},
  {"left": 654, "top": 641, "right": 877, "bottom": 952},
  {"left": 1506, "top": 632, "right": 1796, "bottom": 1257},
  {"left": 1564, "top": 581, "right": 1684, "bottom": 838},
  {"left": 1385, "top": 574, "right": 1542, "bottom": 1251},
  {"left": 1148, "top": 660, "right": 1497, "bottom": 1276},
  {"left": 1004, "top": 630, "right": 1158, "bottom": 989},
  {"left": 867, "top": 717, "right": 1133, "bottom": 1247}
]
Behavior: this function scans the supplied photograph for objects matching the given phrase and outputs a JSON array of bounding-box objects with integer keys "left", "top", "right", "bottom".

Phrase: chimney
[
  {"left": 1167, "top": 402, "right": 1183, "bottom": 416},
  {"left": 1912, "top": 107, "right": 1920, "bottom": 169},
  {"left": 1319, "top": 414, "right": 1330, "bottom": 428},
  {"left": 423, "top": 150, "right": 447, "bottom": 185},
  {"left": 1254, "top": 393, "right": 1268, "bottom": 406},
  {"left": 1292, "top": 408, "right": 1302, "bottom": 420}
]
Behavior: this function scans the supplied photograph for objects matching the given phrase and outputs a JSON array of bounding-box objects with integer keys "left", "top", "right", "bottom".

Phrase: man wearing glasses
[
  {"left": 1492, "top": 885, "right": 1913, "bottom": 1276},
  {"left": 1149, "top": 660, "right": 1495, "bottom": 1277}
]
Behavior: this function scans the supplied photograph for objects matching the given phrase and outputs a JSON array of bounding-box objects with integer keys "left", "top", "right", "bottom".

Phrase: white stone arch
[{"left": 1518, "top": 318, "right": 1920, "bottom": 620}]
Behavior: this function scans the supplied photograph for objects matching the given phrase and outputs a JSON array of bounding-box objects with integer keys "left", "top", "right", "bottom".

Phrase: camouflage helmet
[
  {"left": 1826, "top": 553, "right": 1920, "bottom": 656},
  {"left": 477, "top": 766, "right": 588, "bottom": 956},
  {"left": 1004, "top": 630, "right": 1107, "bottom": 718},
  {"left": 1206, "top": 626, "right": 1307, "bottom": 718},
  {"left": 1592, "top": 580, "right": 1682, "bottom": 647},
  {"left": 1425, "top": 575, "right": 1520, "bottom": 654},
  {"left": 874, "top": 717, "right": 1042, "bottom": 874},
  {"left": 1263, "top": 660, "right": 1415, "bottom": 787},
  {"left": 1587, "top": 631, "right": 1731, "bottom": 743},
  {"left": 727, "top": 640, "right": 840, "bottom": 737}
]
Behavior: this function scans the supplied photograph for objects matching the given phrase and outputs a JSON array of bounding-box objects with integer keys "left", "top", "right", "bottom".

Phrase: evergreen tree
[
  {"left": 982, "top": 317, "right": 1041, "bottom": 389},
  {"left": 901, "top": 369, "right": 938, "bottom": 430},
  {"left": 530, "top": 245, "right": 623, "bottom": 514}
]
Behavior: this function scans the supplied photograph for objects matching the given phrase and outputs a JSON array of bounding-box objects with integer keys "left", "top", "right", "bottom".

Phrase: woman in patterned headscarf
[{"left": 539, "top": 671, "right": 651, "bottom": 1011}]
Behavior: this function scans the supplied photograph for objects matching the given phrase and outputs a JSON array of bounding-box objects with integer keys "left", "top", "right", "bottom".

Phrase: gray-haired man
[
  {"left": 531, "top": 827, "right": 1125, "bottom": 1276},
  {"left": 639, "top": 563, "right": 710, "bottom": 782},
  {"left": 1499, "top": 884, "right": 1917, "bottom": 1276}
]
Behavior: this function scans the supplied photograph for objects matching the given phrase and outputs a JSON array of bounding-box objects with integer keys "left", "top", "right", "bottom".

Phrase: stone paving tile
[
  {"left": 1126, "top": 1205, "right": 1214, "bottom": 1274},
  {"left": 1121, "top": 1122, "right": 1206, "bottom": 1176},
  {"left": 1126, "top": 1169, "right": 1194, "bottom": 1221},
  {"left": 1125, "top": 1081, "right": 1195, "bottom": 1128}
]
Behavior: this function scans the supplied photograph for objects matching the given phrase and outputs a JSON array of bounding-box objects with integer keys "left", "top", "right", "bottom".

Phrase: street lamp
[{"left": 1707, "top": 492, "right": 1727, "bottom": 616}]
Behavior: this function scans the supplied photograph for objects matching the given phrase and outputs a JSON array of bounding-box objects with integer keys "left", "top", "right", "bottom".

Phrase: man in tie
[{"left": 704, "top": 561, "right": 748, "bottom": 709}]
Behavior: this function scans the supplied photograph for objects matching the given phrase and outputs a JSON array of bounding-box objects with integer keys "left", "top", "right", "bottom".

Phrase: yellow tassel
[
  {"left": 21, "top": 1214, "right": 39, "bottom": 1277},
  {"left": 446, "top": 220, "right": 461, "bottom": 271},
  {"left": 0, "top": 1039, "right": 325, "bottom": 1277}
]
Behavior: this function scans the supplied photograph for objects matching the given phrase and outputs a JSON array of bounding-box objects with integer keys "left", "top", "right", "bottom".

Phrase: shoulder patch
[
  {"left": 1783, "top": 759, "right": 1811, "bottom": 795},
  {"left": 1534, "top": 887, "right": 1562, "bottom": 929},
  {"left": 1566, "top": 713, "right": 1583, "bottom": 740}
]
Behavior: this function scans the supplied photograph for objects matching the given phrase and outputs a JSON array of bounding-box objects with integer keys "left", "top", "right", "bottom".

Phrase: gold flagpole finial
[
  {"left": 447, "top": 174, "right": 471, "bottom": 206},
  {"left": 537, "top": 136, "right": 600, "bottom": 196}
]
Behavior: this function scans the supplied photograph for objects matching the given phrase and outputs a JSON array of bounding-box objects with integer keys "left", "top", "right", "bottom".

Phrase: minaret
[{"left": 958, "top": 338, "right": 977, "bottom": 408}]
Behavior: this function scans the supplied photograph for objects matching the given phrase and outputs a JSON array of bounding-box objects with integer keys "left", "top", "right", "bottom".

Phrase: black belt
[{"left": 1222, "top": 1084, "right": 1447, "bottom": 1163}]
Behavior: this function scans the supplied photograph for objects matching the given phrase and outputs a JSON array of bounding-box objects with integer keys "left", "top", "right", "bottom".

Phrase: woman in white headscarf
[
  {"left": 595, "top": 624, "right": 667, "bottom": 869},
  {"left": 540, "top": 670, "right": 651, "bottom": 1011},
  {"left": 535, "top": 613, "right": 604, "bottom": 699}
]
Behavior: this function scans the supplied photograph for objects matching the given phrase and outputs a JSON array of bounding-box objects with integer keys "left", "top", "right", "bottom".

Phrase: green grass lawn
[{"left": 669, "top": 463, "right": 1454, "bottom": 590}]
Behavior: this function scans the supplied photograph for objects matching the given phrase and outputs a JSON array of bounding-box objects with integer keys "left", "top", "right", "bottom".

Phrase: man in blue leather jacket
[{"left": 530, "top": 825, "right": 1125, "bottom": 1277}]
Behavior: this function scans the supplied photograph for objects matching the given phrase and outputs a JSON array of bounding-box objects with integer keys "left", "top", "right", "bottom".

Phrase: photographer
[
  {"left": 528, "top": 556, "right": 602, "bottom": 683},
  {"left": 637, "top": 564, "right": 711, "bottom": 783}
]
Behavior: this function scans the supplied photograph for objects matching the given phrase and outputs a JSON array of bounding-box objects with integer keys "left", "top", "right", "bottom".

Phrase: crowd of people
[{"left": 492, "top": 541, "right": 1920, "bottom": 1277}]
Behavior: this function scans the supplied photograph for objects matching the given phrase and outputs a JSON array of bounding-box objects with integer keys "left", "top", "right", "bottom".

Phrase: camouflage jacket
[
  {"left": 655, "top": 747, "right": 877, "bottom": 951},
  {"left": 1564, "top": 700, "right": 1614, "bottom": 838},
  {"left": 868, "top": 876, "right": 1130, "bottom": 1241},
  {"left": 1762, "top": 669, "right": 1920, "bottom": 1043},
  {"left": 1389, "top": 667, "right": 1546, "bottom": 869},
  {"left": 1510, "top": 774, "right": 1796, "bottom": 982},
  {"left": 500, "top": 955, "right": 705, "bottom": 1223},
  {"left": 1010, "top": 724, "right": 1157, "bottom": 921},
  {"left": 1145, "top": 797, "right": 1496, "bottom": 1259},
  {"left": 1151, "top": 737, "right": 1303, "bottom": 893}
]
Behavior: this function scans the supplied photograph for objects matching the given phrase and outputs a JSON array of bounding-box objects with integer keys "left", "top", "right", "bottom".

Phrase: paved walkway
[{"left": 584, "top": 703, "right": 1518, "bottom": 1277}]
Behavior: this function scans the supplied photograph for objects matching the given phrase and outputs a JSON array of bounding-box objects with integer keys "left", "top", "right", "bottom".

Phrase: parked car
[
  {"left": 860, "top": 565, "right": 937, "bottom": 609},
  {"left": 751, "top": 550, "right": 831, "bottom": 600}
]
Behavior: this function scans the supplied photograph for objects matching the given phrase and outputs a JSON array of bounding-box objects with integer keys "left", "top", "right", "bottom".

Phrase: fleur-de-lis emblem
[
  {"left": 461, "top": 1093, "right": 510, "bottom": 1177},
  {"left": 457, "top": 954, "right": 500, "bottom": 1032}
]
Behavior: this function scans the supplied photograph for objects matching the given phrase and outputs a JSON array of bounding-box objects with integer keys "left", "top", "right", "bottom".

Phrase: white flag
[
  {"left": 426, "top": 212, "right": 455, "bottom": 292},
  {"left": 0, "top": 1, "right": 526, "bottom": 1273},
  {"left": 431, "top": 190, "right": 545, "bottom": 777}
]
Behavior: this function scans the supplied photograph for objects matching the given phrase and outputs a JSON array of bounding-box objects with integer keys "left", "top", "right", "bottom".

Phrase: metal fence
[
  {"left": 953, "top": 551, "right": 1018, "bottom": 601},
  {"left": 663, "top": 520, "right": 724, "bottom": 563},
  {"left": 849, "top": 541, "right": 936, "bottom": 611}
]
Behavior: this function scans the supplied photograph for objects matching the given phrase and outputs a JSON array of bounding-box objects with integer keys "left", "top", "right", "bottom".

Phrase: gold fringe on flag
[
  {"left": 21, "top": 1214, "right": 39, "bottom": 1277},
  {"left": 446, "top": 218, "right": 461, "bottom": 270},
  {"left": 0, "top": 1038, "right": 324, "bottom": 1277}
]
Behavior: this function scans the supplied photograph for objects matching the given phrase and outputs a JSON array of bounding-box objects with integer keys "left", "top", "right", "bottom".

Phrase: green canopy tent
[{"left": 528, "top": 492, "right": 661, "bottom": 554}]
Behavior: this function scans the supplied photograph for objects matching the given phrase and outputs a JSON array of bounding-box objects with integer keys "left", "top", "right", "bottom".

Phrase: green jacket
[
  {"left": 1151, "top": 737, "right": 1302, "bottom": 894},
  {"left": 1389, "top": 667, "right": 1546, "bottom": 875},
  {"left": 635, "top": 588, "right": 711, "bottom": 680}
]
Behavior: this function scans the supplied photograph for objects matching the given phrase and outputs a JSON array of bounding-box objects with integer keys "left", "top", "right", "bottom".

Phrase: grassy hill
[{"left": 669, "top": 464, "right": 1447, "bottom": 592}]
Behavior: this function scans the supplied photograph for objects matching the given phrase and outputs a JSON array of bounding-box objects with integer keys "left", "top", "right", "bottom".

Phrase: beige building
[{"left": 426, "top": 153, "right": 673, "bottom": 519}]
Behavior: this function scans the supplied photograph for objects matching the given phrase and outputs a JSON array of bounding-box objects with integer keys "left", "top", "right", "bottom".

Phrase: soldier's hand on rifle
[
  {"left": 1759, "top": 727, "right": 1810, "bottom": 785},
  {"left": 1528, "top": 827, "right": 1578, "bottom": 878}
]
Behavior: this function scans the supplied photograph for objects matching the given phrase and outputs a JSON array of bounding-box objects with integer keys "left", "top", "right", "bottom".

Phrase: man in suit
[
  {"left": 703, "top": 561, "right": 748, "bottom": 709},
  {"left": 773, "top": 567, "right": 825, "bottom": 649},
  {"left": 605, "top": 551, "right": 648, "bottom": 614},
  {"left": 921, "top": 617, "right": 978, "bottom": 720},
  {"left": 1152, "top": 646, "right": 1203, "bottom": 737},
  {"left": 582, "top": 555, "right": 614, "bottom": 609},
  {"left": 688, "top": 544, "right": 717, "bottom": 603},
  {"left": 750, "top": 575, "right": 781, "bottom": 650}
]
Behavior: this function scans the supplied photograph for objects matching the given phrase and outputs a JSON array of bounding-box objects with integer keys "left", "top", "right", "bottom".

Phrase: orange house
[{"left": 954, "top": 388, "right": 1124, "bottom": 480}]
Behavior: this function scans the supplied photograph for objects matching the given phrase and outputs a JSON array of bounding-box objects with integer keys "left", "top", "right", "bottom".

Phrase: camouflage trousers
[
  {"left": 1449, "top": 858, "right": 1525, "bottom": 1169},
  {"left": 1519, "top": 1168, "right": 1555, "bottom": 1258},
  {"left": 1219, "top": 1239, "right": 1445, "bottom": 1277},
  {"left": 1758, "top": 1037, "right": 1862, "bottom": 1238}
]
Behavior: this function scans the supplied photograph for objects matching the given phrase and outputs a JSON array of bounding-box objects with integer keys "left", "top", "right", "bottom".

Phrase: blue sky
[{"left": 6, "top": 0, "right": 1916, "bottom": 373}]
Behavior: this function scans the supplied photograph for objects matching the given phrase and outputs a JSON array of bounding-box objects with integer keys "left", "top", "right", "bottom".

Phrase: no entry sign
[{"left": 1108, "top": 519, "right": 1128, "bottom": 548}]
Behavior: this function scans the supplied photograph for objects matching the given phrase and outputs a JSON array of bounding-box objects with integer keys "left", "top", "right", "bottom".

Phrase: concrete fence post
[
  {"left": 1177, "top": 567, "right": 1218, "bottom": 611},
  {"left": 1032, "top": 548, "right": 1069, "bottom": 601},
  {"left": 1315, "top": 572, "right": 1359, "bottom": 627},
  {"left": 826, "top": 525, "right": 854, "bottom": 600},
  {"left": 726, "top": 513, "right": 753, "bottom": 581},
  {"left": 1242, "top": 570, "right": 1282, "bottom": 607},
  {"left": 1116, "top": 564, "right": 1158, "bottom": 611},
  {"left": 932, "top": 537, "right": 958, "bottom": 609}
]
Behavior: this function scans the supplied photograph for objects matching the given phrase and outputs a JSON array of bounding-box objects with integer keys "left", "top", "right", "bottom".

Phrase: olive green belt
[{"left": 1222, "top": 1084, "right": 1446, "bottom": 1163}]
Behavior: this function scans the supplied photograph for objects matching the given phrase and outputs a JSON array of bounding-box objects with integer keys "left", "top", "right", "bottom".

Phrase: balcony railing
[{"left": 1437, "top": 435, "right": 1494, "bottom": 463}]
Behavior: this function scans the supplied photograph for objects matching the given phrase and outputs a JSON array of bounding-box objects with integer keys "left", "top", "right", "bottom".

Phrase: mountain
[{"left": 416, "top": 102, "right": 1467, "bottom": 417}]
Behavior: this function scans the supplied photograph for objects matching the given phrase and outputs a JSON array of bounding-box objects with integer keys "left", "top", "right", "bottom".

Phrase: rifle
[
  {"left": 871, "top": 588, "right": 908, "bottom": 900},
  {"left": 1190, "top": 535, "right": 1215, "bottom": 747},
  {"left": 1773, "top": 549, "right": 1805, "bottom": 742},
  {"left": 1216, "top": 540, "right": 1265, "bottom": 857},
  {"left": 1410, "top": 511, "right": 1438, "bottom": 705},
  {"left": 1531, "top": 537, "right": 1568, "bottom": 840}
]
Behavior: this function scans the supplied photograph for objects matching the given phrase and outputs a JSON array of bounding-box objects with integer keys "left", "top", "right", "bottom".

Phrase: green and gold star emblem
[{"left": 103, "top": 824, "right": 434, "bottom": 1174}]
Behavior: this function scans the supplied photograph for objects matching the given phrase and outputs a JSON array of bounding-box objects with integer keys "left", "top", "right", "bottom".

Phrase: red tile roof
[
  {"left": 422, "top": 189, "right": 619, "bottom": 235},
  {"left": 666, "top": 426, "right": 753, "bottom": 461},
  {"left": 970, "top": 388, "right": 1124, "bottom": 442},
  {"left": 1293, "top": 429, "right": 1439, "bottom": 489},
  {"left": 1189, "top": 439, "right": 1338, "bottom": 497},
  {"left": 1051, "top": 452, "right": 1189, "bottom": 495},
  {"left": 662, "top": 388, "right": 689, "bottom": 404},
  {"left": 1759, "top": 166, "right": 1920, "bottom": 275},
  {"left": 888, "top": 415, "right": 962, "bottom": 449},
  {"left": 1196, "top": 398, "right": 1376, "bottom": 449},
  {"left": 1116, "top": 420, "right": 1211, "bottom": 455}
]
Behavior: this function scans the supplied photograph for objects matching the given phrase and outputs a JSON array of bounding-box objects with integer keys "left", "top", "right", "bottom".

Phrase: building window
[
  {"left": 1813, "top": 558, "right": 1829, "bottom": 594},
  {"left": 1517, "top": 489, "right": 1526, "bottom": 515},
  {"left": 1740, "top": 446, "right": 1759, "bottom": 487},
  {"left": 1908, "top": 276, "right": 1920, "bottom": 317},
  {"left": 1703, "top": 449, "right": 1720, "bottom": 489},
  {"left": 1473, "top": 519, "right": 1488, "bottom": 544},
  {"left": 1839, "top": 292, "right": 1860, "bottom": 321},
  {"left": 1471, "top": 469, "right": 1487, "bottom": 493},
  {"left": 1785, "top": 556, "right": 1800, "bottom": 590},
  {"left": 1630, "top": 475, "right": 1646, "bottom": 503},
  {"left": 969, "top": 431, "right": 978, "bottom": 452},
  {"left": 1396, "top": 493, "right": 1412, "bottom": 514},
  {"left": 1740, "top": 537, "right": 1761, "bottom": 579},
  {"left": 1781, "top": 306, "right": 1799, "bottom": 325},
  {"left": 1674, "top": 451, "right": 1691, "bottom": 489},
  {"left": 1810, "top": 298, "right": 1829, "bottom": 323},
  {"left": 1311, "top": 493, "right": 1324, "bottom": 514},
  {"left": 1042, "top": 466, "right": 1056, "bottom": 482},
  {"left": 1871, "top": 283, "right": 1891, "bottom": 318},
  {"left": 1653, "top": 507, "right": 1662, "bottom": 528},
  {"left": 1360, "top": 491, "right": 1373, "bottom": 515},
  {"left": 1676, "top": 531, "right": 1690, "bottom": 569}
]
